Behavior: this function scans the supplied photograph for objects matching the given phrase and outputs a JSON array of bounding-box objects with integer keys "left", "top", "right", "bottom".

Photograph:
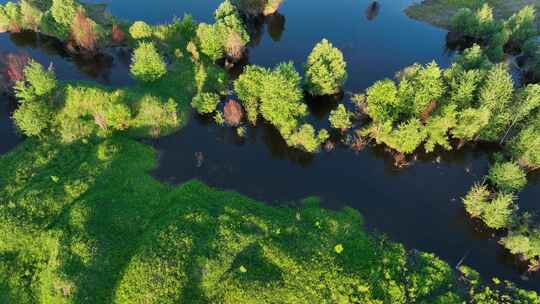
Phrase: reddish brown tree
[
  {"left": 111, "top": 25, "right": 125, "bottom": 44},
  {"left": 71, "top": 9, "right": 98, "bottom": 52},
  {"left": 1, "top": 53, "right": 29, "bottom": 89},
  {"left": 224, "top": 99, "right": 243, "bottom": 126}
]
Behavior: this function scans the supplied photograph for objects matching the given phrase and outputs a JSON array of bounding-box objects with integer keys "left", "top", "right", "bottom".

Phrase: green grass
[
  {"left": 405, "top": 0, "right": 540, "bottom": 29},
  {"left": 0, "top": 136, "right": 538, "bottom": 303}
]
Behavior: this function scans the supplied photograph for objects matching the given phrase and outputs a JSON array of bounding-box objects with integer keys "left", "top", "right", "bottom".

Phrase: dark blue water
[{"left": 1, "top": 0, "right": 539, "bottom": 290}]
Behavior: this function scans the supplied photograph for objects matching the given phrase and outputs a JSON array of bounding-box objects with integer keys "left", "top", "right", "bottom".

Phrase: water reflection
[
  {"left": 365, "top": 1, "right": 381, "bottom": 21},
  {"left": 265, "top": 13, "right": 286, "bottom": 42}
]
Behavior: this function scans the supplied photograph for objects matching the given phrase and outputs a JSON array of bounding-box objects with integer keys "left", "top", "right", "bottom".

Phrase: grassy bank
[
  {"left": 405, "top": 0, "right": 540, "bottom": 29},
  {"left": 0, "top": 136, "right": 538, "bottom": 303}
]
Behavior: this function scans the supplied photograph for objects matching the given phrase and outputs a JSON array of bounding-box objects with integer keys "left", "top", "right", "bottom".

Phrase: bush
[
  {"left": 214, "top": 0, "right": 249, "bottom": 44},
  {"left": 223, "top": 99, "right": 243, "bottom": 126},
  {"left": 131, "top": 95, "right": 178, "bottom": 137},
  {"left": 129, "top": 21, "right": 153, "bottom": 40},
  {"left": 329, "top": 104, "right": 352, "bottom": 131},
  {"left": 304, "top": 39, "right": 347, "bottom": 96},
  {"left": 487, "top": 161, "right": 527, "bottom": 193},
  {"left": 20, "top": 0, "right": 43, "bottom": 30},
  {"left": 451, "top": 107, "right": 490, "bottom": 141},
  {"left": 191, "top": 92, "right": 221, "bottom": 114},
  {"left": 505, "top": 6, "right": 537, "bottom": 47},
  {"left": 130, "top": 42, "right": 167, "bottom": 82},
  {"left": 365, "top": 79, "right": 399, "bottom": 123},
  {"left": 0, "top": 2, "right": 21, "bottom": 32}
]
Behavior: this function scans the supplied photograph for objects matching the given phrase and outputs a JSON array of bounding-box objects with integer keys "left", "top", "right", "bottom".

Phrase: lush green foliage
[
  {"left": 235, "top": 62, "right": 330, "bottom": 152},
  {"left": 329, "top": 104, "right": 352, "bottom": 131},
  {"left": 196, "top": 1, "right": 249, "bottom": 61},
  {"left": 487, "top": 161, "right": 527, "bottom": 193},
  {"left": 0, "top": 137, "right": 537, "bottom": 303},
  {"left": 463, "top": 185, "right": 515, "bottom": 230},
  {"left": 130, "top": 42, "right": 167, "bottom": 82},
  {"left": 304, "top": 39, "right": 348, "bottom": 96}
]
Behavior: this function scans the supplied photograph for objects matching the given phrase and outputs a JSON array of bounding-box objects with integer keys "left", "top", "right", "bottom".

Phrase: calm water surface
[{"left": 1, "top": 0, "right": 539, "bottom": 290}]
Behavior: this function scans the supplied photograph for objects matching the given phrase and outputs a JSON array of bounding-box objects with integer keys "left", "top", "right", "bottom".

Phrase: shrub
[
  {"left": 329, "top": 104, "right": 352, "bottom": 131},
  {"left": 1, "top": 2, "right": 21, "bottom": 32},
  {"left": 191, "top": 92, "right": 221, "bottom": 114},
  {"left": 462, "top": 183, "right": 491, "bottom": 219},
  {"left": 129, "top": 21, "right": 153, "bottom": 40},
  {"left": 130, "top": 42, "right": 167, "bottom": 82},
  {"left": 286, "top": 123, "right": 329, "bottom": 152},
  {"left": 304, "top": 39, "right": 347, "bottom": 96},
  {"left": 214, "top": 0, "right": 249, "bottom": 43},
  {"left": 423, "top": 105, "right": 457, "bottom": 152},
  {"left": 1, "top": 53, "right": 29, "bottom": 86},
  {"left": 487, "top": 161, "right": 527, "bottom": 193},
  {"left": 225, "top": 31, "right": 246, "bottom": 61},
  {"left": 14, "top": 60, "right": 57, "bottom": 102},
  {"left": 12, "top": 100, "right": 52, "bottom": 136}
]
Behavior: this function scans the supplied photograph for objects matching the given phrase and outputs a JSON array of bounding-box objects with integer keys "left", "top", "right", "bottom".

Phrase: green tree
[
  {"left": 462, "top": 183, "right": 490, "bottom": 219},
  {"left": 487, "top": 161, "right": 527, "bottom": 193},
  {"left": 481, "top": 193, "right": 515, "bottom": 229},
  {"left": 234, "top": 65, "right": 266, "bottom": 124},
  {"left": 196, "top": 23, "right": 225, "bottom": 61},
  {"left": 129, "top": 21, "right": 153, "bottom": 40},
  {"left": 304, "top": 39, "right": 347, "bottom": 96},
  {"left": 424, "top": 105, "right": 457, "bottom": 152},
  {"left": 12, "top": 101, "right": 52, "bottom": 137},
  {"left": 329, "top": 104, "right": 352, "bottom": 131},
  {"left": 130, "top": 42, "right": 167, "bottom": 82},
  {"left": 505, "top": 5, "right": 537, "bottom": 47},
  {"left": 50, "top": 0, "right": 78, "bottom": 38},
  {"left": 14, "top": 60, "right": 57, "bottom": 102},
  {"left": 509, "top": 124, "right": 540, "bottom": 170},
  {"left": 365, "top": 79, "right": 399, "bottom": 123},
  {"left": 478, "top": 64, "right": 514, "bottom": 141},
  {"left": 286, "top": 123, "right": 329, "bottom": 152}
]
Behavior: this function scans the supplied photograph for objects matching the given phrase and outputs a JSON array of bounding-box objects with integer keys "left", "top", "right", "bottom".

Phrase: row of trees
[
  {"left": 0, "top": 0, "right": 121, "bottom": 54},
  {"left": 355, "top": 44, "right": 540, "bottom": 155},
  {"left": 451, "top": 4, "right": 538, "bottom": 61}
]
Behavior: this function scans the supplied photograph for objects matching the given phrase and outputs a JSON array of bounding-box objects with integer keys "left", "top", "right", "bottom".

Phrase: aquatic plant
[
  {"left": 130, "top": 42, "right": 167, "bottom": 82},
  {"left": 304, "top": 39, "right": 347, "bottom": 96}
]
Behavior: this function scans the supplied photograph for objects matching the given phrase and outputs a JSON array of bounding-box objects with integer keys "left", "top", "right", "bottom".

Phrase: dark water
[{"left": 1, "top": 0, "right": 539, "bottom": 290}]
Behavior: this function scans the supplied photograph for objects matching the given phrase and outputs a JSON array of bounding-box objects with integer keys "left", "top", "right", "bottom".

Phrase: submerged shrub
[
  {"left": 191, "top": 92, "right": 221, "bottom": 114},
  {"left": 487, "top": 161, "right": 527, "bottom": 193},
  {"left": 130, "top": 42, "right": 167, "bottom": 82},
  {"left": 329, "top": 104, "right": 352, "bottom": 131},
  {"left": 129, "top": 21, "right": 153, "bottom": 40},
  {"left": 304, "top": 39, "right": 347, "bottom": 96}
]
